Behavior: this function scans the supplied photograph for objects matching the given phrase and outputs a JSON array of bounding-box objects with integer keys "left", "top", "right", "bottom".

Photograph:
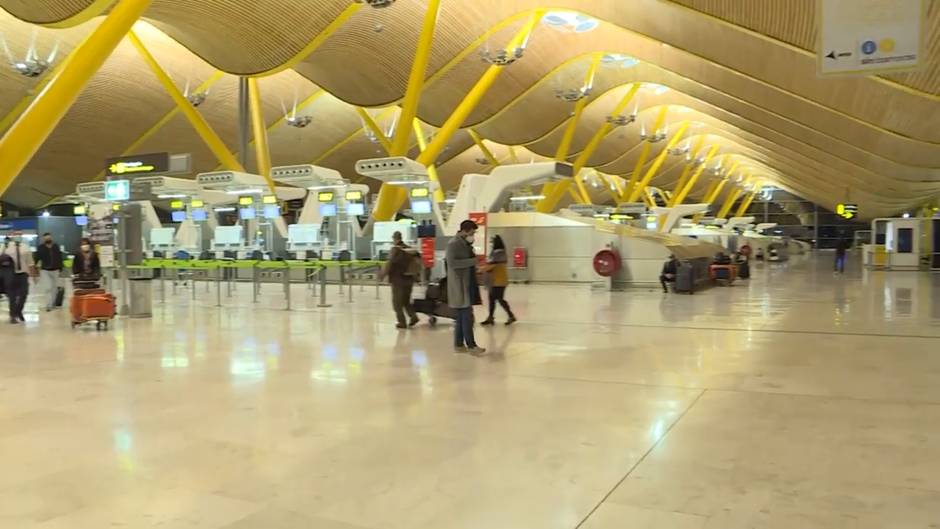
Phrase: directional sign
[
  {"left": 819, "top": 0, "right": 925, "bottom": 76},
  {"left": 104, "top": 180, "right": 130, "bottom": 202},
  {"left": 105, "top": 152, "right": 170, "bottom": 177},
  {"left": 837, "top": 203, "right": 859, "bottom": 220}
]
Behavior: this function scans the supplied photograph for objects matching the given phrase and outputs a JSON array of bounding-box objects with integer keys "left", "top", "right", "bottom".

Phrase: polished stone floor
[{"left": 1, "top": 253, "right": 939, "bottom": 528}]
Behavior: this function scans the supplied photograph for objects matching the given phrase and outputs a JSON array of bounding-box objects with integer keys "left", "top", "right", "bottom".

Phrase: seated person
[{"left": 660, "top": 254, "right": 679, "bottom": 293}]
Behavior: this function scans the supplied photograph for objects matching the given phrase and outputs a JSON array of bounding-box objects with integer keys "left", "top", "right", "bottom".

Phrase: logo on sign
[
  {"left": 861, "top": 40, "right": 878, "bottom": 55},
  {"left": 104, "top": 180, "right": 130, "bottom": 202}
]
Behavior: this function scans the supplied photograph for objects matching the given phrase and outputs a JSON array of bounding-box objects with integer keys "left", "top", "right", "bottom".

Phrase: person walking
[
  {"left": 34, "top": 232, "right": 64, "bottom": 312},
  {"left": 385, "top": 231, "right": 420, "bottom": 329},
  {"left": 2, "top": 236, "right": 36, "bottom": 324},
  {"left": 72, "top": 238, "right": 101, "bottom": 280},
  {"left": 834, "top": 238, "right": 850, "bottom": 274},
  {"left": 445, "top": 220, "right": 485, "bottom": 354},
  {"left": 481, "top": 235, "right": 516, "bottom": 325}
]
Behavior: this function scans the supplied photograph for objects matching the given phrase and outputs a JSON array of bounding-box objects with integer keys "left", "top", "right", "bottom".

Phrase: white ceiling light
[
  {"left": 2, "top": 28, "right": 58, "bottom": 78},
  {"left": 542, "top": 12, "right": 599, "bottom": 33}
]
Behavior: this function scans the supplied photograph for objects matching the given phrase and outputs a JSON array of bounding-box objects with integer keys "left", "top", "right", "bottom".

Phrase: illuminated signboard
[
  {"left": 105, "top": 152, "right": 170, "bottom": 177},
  {"left": 836, "top": 203, "right": 859, "bottom": 220},
  {"left": 73, "top": 205, "right": 86, "bottom": 215},
  {"left": 411, "top": 200, "right": 432, "bottom": 215},
  {"left": 262, "top": 195, "right": 278, "bottom": 204},
  {"left": 410, "top": 187, "right": 430, "bottom": 198},
  {"left": 238, "top": 196, "right": 254, "bottom": 206},
  {"left": 104, "top": 179, "right": 130, "bottom": 202},
  {"left": 170, "top": 200, "right": 184, "bottom": 210},
  {"left": 190, "top": 199, "right": 204, "bottom": 208},
  {"left": 171, "top": 210, "right": 186, "bottom": 223},
  {"left": 345, "top": 190, "right": 363, "bottom": 201},
  {"left": 318, "top": 192, "right": 335, "bottom": 203}
]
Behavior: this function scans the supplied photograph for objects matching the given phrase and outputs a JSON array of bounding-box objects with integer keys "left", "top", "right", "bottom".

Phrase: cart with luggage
[
  {"left": 70, "top": 275, "right": 116, "bottom": 330},
  {"left": 412, "top": 278, "right": 456, "bottom": 326}
]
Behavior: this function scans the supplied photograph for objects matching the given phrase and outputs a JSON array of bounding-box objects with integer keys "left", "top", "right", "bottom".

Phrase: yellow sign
[
  {"left": 318, "top": 192, "right": 335, "bottom": 203},
  {"left": 170, "top": 200, "right": 184, "bottom": 210},
  {"left": 112, "top": 203, "right": 121, "bottom": 211},
  {"left": 190, "top": 199, "right": 204, "bottom": 208},
  {"left": 73, "top": 205, "right": 86, "bottom": 215},
  {"left": 837, "top": 203, "right": 858, "bottom": 219},
  {"left": 345, "top": 190, "right": 363, "bottom": 201},
  {"left": 108, "top": 161, "right": 156, "bottom": 175},
  {"left": 410, "top": 187, "right": 430, "bottom": 198},
  {"left": 263, "top": 195, "right": 278, "bottom": 204},
  {"left": 238, "top": 196, "right": 254, "bottom": 206}
]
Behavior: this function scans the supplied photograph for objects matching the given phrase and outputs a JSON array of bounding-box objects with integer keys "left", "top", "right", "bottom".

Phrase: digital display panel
[
  {"left": 171, "top": 210, "right": 186, "bottom": 223},
  {"left": 239, "top": 207, "right": 256, "bottom": 220}
]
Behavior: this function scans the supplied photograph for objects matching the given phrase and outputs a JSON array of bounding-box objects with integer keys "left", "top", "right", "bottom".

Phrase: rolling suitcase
[
  {"left": 54, "top": 286, "right": 65, "bottom": 307},
  {"left": 674, "top": 262, "right": 695, "bottom": 294},
  {"left": 71, "top": 291, "right": 116, "bottom": 330}
]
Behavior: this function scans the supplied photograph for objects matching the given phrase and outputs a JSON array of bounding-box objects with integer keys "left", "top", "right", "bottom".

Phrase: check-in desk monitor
[{"left": 213, "top": 226, "right": 244, "bottom": 255}]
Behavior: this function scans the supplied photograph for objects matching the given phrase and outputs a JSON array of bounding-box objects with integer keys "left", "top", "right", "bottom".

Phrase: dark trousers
[
  {"left": 391, "top": 280, "right": 417, "bottom": 326},
  {"left": 487, "top": 286, "right": 514, "bottom": 320},
  {"left": 660, "top": 274, "right": 675, "bottom": 292},
  {"left": 6, "top": 273, "right": 29, "bottom": 320},
  {"left": 835, "top": 253, "right": 847, "bottom": 273},
  {"left": 454, "top": 307, "right": 476, "bottom": 348}
]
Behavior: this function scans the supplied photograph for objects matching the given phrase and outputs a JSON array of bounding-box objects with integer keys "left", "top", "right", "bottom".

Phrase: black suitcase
[
  {"left": 54, "top": 286, "right": 65, "bottom": 307},
  {"left": 738, "top": 261, "right": 750, "bottom": 280},
  {"left": 674, "top": 262, "right": 696, "bottom": 294}
]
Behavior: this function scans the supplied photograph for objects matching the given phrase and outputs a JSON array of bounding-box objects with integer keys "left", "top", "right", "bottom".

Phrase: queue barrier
[{"left": 128, "top": 259, "right": 385, "bottom": 310}]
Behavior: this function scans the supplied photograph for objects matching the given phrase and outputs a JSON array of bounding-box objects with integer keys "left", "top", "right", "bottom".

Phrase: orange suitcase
[{"left": 71, "top": 292, "right": 116, "bottom": 330}]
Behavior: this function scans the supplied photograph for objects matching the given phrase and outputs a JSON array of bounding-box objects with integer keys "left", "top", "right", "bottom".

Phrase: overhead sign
[
  {"left": 104, "top": 180, "right": 130, "bottom": 202},
  {"left": 837, "top": 203, "right": 859, "bottom": 219},
  {"left": 105, "top": 152, "right": 170, "bottom": 177},
  {"left": 819, "top": 0, "right": 925, "bottom": 76}
]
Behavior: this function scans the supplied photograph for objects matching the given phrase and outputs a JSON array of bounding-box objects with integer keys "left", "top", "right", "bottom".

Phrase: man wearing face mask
[
  {"left": 34, "top": 233, "right": 64, "bottom": 312},
  {"left": 2, "top": 235, "right": 36, "bottom": 324},
  {"left": 445, "top": 220, "right": 485, "bottom": 354}
]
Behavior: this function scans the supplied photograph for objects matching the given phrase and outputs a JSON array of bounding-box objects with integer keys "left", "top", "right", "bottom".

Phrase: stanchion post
[
  {"left": 216, "top": 265, "right": 222, "bottom": 307},
  {"left": 283, "top": 265, "right": 291, "bottom": 311},
  {"left": 318, "top": 266, "right": 331, "bottom": 308}
]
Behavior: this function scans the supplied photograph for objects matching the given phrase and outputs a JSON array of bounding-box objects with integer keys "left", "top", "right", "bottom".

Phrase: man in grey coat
[{"left": 445, "top": 219, "right": 485, "bottom": 354}]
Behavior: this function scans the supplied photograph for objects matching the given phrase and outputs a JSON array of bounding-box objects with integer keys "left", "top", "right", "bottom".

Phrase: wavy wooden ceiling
[{"left": 0, "top": 0, "right": 937, "bottom": 219}]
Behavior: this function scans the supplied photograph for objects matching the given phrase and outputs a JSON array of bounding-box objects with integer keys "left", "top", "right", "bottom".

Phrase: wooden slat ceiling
[
  {"left": 668, "top": 0, "right": 940, "bottom": 96},
  {"left": 0, "top": 0, "right": 936, "bottom": 219}
]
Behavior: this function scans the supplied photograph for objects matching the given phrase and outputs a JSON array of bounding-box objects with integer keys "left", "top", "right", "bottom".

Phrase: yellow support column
[
  {"left": 717, "top": 187, "right": 745, "bottom": 219},
  {"left": 390, "top": 0, "right": 441, "bottom": 155},
  {"left": 671, "top": 144, "right": 719, "bottom": 207},
  {"left": 667, "top": 137, "right": 705, "bottom": 204},
  {"left": 621, "top": 143, "right": 652, "bottom": 203},
  {"left": 555, "top": 53, "right": 602, "bottom": 162},
  {"left": 735, "top": 185, "right": 762, "bottom": 218},
  {"left": 0, "top": 0, "right": 154, "bottom": 197},
  {"left": 128, "top": 31, "right": 245, "bottom": 174},
  {"left": 416, "top": 10, "right": 542, "bottom": 167},
  {"left": 412, "top": 119, "right": 445, "bottom": 203},
  {"left": 553, "top": 52, "right": 602, "bottom": 205},
  {"left": 354, "top": 107, "right": 393, "bottom": 154},
  {"left": 626, "top": 121, "right": 690, "bottom": 203},
  {"left": 374, "top": 10, "right": 544, "bottom": 221},
  {"left": 621, "top": 106, "right": 669, "bottom": 201},
  {"left": 468, "top": 129, "right": 500, "bottom": 166},
  {"left": 571, "top": 83, "right": 640, "bottom": 175},
  {"left": 247, "top": 77, "right": 277, "bottom": 194}
]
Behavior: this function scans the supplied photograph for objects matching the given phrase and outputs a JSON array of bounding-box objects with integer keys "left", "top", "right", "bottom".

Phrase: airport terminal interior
[{"left": 0, "top": 0, "right": 939, "bottom": 527}]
